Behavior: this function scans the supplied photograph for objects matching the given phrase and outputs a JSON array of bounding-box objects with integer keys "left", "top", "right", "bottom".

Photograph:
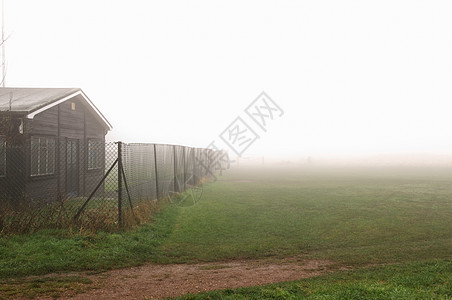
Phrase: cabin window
[
  {"left": 0, "top": 136, "right": 5, "bottom": 177},
  {"left": 88, "top": 139, "right": 102, "bottom": 170},
  {"left": 31, "top": 136, "right": 56, "bottom": 176}
]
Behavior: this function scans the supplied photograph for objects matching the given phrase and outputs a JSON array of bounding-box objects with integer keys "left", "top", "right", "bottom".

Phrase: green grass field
[
  {"left": 156, "top": 166, "right": 452, "bottom": 265},
  {"left": 0, "top": 165, "right": 451, "bottom": 298}
]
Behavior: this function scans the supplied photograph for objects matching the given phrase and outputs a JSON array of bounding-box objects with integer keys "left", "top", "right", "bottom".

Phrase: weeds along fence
[{"left": 0, "top": 141, "right": 229, "bottom": 234}]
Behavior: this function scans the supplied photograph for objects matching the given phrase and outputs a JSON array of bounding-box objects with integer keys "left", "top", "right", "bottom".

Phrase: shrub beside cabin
[{"left": 0, "top": 88, "right": 112, "bottom": 204}]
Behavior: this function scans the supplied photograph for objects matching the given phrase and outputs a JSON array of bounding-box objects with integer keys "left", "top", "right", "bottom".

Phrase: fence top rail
[
  {"left": 119, "top": 142, "right": 194, "bottom": 148},
  {"left": 114, "top": 142, "right": 227, "bottom": 153}
]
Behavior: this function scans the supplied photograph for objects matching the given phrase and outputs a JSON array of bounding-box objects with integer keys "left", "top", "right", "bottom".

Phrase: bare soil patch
[{"left": 58, "top": 258, "right": 335, "bottom": 299}]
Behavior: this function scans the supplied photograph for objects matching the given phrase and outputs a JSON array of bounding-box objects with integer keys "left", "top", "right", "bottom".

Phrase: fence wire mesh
[{"left": 0, "top": 141, "right": 228, "bottom": 234}]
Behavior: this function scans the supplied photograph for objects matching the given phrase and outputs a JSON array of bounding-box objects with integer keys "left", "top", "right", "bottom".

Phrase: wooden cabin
[{"left": 0, "top": 88, "right": 112, "bottom": 203}]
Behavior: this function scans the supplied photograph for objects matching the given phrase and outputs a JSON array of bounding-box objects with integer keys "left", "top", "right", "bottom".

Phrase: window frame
[
  {"left": 30, "top": 136, "right": 56, "bottom": 176},
  {"left": 87, "top": 139, "right": 103, "bottom": 170}
]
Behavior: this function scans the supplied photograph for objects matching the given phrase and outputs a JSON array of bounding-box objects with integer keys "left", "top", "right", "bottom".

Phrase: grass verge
[
  {"left": 0, "top": 204, "right": 179, "bottom": 279},
  {"left": 0, "top": 275, "right": 93, "bottom": 299},
  {"left": 174, "top": 259, "right": 452, "bottom": 299}
]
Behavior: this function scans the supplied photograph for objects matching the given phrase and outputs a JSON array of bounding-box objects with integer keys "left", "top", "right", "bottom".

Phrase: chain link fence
[{"left": 0, "top": 140, "right": 229, "bottom": 234}]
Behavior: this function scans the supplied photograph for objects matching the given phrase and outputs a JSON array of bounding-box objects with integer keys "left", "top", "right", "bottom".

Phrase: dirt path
[{"left": 61, "top": 258, "right": 335, "bottom": 299}]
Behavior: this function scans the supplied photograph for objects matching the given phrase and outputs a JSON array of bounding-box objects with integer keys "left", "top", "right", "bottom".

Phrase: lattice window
[{"left": 31, "top": 136, "right": 56, "bottom": 176}]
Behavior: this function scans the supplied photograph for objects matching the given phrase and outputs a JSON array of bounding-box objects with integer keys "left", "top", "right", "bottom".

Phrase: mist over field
[
  {"left": 233, "top": 153, "right": 452, "bottom": 169},
  {"left": 2, "top": 1, "right": 451, "bottom": 161}
]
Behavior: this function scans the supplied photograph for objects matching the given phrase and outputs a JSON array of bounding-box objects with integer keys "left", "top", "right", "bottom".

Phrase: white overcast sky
[{"left": 2, "top": 0, "right": 452, "bottom": 158}]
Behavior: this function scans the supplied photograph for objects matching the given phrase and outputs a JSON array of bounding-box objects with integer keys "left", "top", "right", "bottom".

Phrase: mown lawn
[
  {"left": 1, "top": 165, "right": 451, "bottom": 298},
  {"left": 156, "top": 166, "right": 452, "bottom": 266}
]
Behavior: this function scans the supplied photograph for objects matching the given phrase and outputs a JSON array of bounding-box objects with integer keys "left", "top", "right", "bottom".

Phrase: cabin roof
[{"left": 0, "top": 87, "right": 112, "bottom": 130}]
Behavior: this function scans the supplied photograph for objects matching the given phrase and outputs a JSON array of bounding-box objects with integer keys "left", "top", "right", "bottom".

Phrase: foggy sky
[{"left": 2, "top": 0, "right": 452, "bottom": 159}]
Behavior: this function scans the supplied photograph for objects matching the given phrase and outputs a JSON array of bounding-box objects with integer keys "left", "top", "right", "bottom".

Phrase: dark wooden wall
[
  {"left": 1, "top": 115, "right": 27, "bottom": 205},
  {"left": 23, "top": 95, "right": 107, "bottom": 201}
]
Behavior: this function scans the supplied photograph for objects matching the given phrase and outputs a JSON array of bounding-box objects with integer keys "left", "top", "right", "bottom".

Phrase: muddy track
[{"left": 58, "top": 258, "right": 336, "bottom": 299}]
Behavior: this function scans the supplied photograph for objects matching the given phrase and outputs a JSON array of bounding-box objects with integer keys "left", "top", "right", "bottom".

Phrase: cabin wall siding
[
  {"left": 59, "top": 100, "right": 85, "bottom": 139},
  {"left": 86, "top": 112, "right": 106, "bottom": 138},
  {"left": 22, "top": 96, "right": 108, "bottom": 201},
  {"left": 84, "top": 104, "right": 107, "bottom": 197},
  {"left": 30, "top": 106, "right": 58, "bottom": 136},
  {"left": 25, "top": 177, "right": 59, "bottom": 200}
]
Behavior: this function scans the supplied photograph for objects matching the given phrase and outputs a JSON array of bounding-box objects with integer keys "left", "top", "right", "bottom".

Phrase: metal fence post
[
  {"left": 173, "top": 145, "right": 177, "bottom": 193},
  {"left": 153, "top": 144, "right": 159, "bottom": 200},
  {"left": 182, "top": 146, "right": 186, "bottom": 191},
  {"left": 192, "top": 148, "right": 196, "bottom": 185},
  {"left": 220, "top": 150, "right": 223, "bottom": 176},
  {"left": 205, "top": 149, "right": 208, "bottom": 176},
  {"left": 117, "top": 141, "right": 123, "bottom": 229}
]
